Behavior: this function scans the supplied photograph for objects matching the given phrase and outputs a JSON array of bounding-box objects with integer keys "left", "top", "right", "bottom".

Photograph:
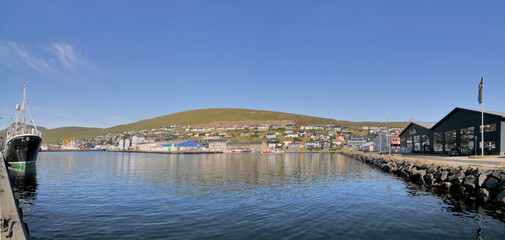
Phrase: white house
[
  {"left": 132, "top": 136, "right": 146, "bottom": 149},
  {"left": 209, "top": 141, "right": 227, "bottom": 151},
  {"left": 285, "top": 132, "right": 298, "bottom": 138}
]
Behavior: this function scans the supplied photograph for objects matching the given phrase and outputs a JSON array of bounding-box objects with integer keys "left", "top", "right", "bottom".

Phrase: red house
[{"left": 391, "top": 136, "right": 400, "bottom": 153}]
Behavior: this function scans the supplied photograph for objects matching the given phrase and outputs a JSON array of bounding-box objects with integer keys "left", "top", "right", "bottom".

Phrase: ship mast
[{"left": 22, "top": 82, "right": 27, "bottom": 133}]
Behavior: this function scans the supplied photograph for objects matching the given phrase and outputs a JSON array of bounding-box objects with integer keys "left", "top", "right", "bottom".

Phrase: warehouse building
[
  {"left": 399, "top": 107, "right": 505, "bottom": 155},
  {"left": 399, "top": 122, "right": 435, "bottom": 153},
  {"left": 226, "top": 141, "right": 267, "bottom": 152},
  {"left": 137, "top": 140, "right": 201, "bottom": 152}
]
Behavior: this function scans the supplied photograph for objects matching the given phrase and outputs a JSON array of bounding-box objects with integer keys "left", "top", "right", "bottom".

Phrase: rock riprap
[{"left": 341, "top": 152, "right": 505, "bottom": 208}]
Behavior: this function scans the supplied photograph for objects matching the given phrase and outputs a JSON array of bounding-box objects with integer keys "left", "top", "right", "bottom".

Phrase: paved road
[{"left": 398, "top": 153, "right": 505, "bottom": 168}]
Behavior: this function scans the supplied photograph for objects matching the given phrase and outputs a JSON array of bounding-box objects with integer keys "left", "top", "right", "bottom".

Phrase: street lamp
[{"left": 387, "top": 117, "right": 391, "bottom": 155}]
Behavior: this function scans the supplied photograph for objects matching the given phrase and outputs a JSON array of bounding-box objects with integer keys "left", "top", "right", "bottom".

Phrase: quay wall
[
  {"left": 341, "top": 152, "right": 505, "bottom": 208},
  {"left": 0, "top": 157, "right": 29, "bottom": 239}
]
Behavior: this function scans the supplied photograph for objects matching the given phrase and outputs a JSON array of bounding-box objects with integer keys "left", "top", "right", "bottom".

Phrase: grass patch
[
  {"left": 295, "top": 147, "right": 308, "bottom": 152},
  {"left": 469, "top": 155, "right": 503, "bottom": 159},
  {"left": 458, "top": 164, "right": 483, "bottom": 170}
]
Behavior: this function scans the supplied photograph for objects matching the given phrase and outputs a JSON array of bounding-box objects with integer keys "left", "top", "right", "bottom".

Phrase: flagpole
[{"left": 481, "top": 73, "right": 484, "bottom": 156}]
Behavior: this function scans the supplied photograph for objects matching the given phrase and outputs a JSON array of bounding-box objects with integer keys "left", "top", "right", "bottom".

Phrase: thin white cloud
[
  {"left": 0, "top": 38, "right": 55, "bottom": 73},
  {"left": 49, "top": 43, "right": 97, "bottom": 72},
  {"left": 0, "top": 37, "right": 97, "bottom": 74}
]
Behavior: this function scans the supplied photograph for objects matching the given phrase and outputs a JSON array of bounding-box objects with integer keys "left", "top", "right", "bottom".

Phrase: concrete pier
[{"left": 0, "top": 156, "right": 29, "bottom": 240}]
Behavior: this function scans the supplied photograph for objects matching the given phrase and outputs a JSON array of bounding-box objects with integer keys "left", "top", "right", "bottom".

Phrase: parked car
[{"left": 449, "top": 147, "right": 469, "bottom": 156}]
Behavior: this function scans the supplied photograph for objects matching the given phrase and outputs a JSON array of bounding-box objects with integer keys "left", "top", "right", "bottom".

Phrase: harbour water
[{"left": 10, "top": 152, "right": 505, "bottom": 239}]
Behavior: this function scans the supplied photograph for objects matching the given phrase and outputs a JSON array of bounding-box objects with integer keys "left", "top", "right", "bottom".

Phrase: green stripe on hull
[{"left": 8, "top": 161, "right": 35, "bottom": 169}]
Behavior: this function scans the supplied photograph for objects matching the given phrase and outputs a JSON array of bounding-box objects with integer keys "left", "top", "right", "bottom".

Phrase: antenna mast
[{"left": 22, "top": 82, "right": 27, "bottom": 133}]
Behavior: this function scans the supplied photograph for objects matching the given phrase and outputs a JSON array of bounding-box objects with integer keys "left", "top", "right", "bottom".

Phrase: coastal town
[
  {"left": 40, "top": 122, "right": 403, "bottom": 153},
  {"left": 2, "top": 1, "right": 505, "bottom": 239}
]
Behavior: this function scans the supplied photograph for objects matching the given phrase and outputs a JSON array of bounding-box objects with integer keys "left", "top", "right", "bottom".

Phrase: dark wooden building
[{"left": 399, "top": 107, "right": 505, "bottom": 155}]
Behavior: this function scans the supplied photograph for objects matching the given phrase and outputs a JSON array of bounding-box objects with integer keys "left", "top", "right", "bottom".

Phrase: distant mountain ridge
[{"left": 0, "top": 108, "right": 409, "bottom": 144}]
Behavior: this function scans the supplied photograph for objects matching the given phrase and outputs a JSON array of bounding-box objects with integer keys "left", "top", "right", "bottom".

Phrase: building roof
[
  {"left": 456, "top": 107, "right": 505, "bottom": 118},
  {"left": 158, "top": 140, "right": 199, "bottom": 147},
  {"left": 431, "top": 107, "right": 505, "bottom": 129},
  {"left": 398, "top": 121, "right": 436, "bottom": 136},
  {"left": 400, "top": 107, "right": 505, "bottom": 136},
  {"left": 414, "top": 121, "right": 437, "bottom": 129}
]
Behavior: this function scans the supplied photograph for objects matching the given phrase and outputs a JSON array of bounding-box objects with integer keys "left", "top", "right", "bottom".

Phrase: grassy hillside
[
  {"left": 105, "top": 108, "right": 408, "bottom": 132},
  {"left": 40, "top": 127, "right": 104, "bottom": 143},
  {"left": 0, "top": 126, "right": 102, "bottom": 144},
  {"left": 1, "top": 108, "right": 409, "bottom": 144}
]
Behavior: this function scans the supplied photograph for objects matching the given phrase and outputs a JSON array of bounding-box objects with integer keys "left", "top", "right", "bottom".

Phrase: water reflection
[
  {"left": 9, "top": 165, "right": 38, "bottom": 204},
  {"left": 109, "top": 153, "right": 379, "bottom": 195},
  {"left": 19, "top": 152, "right": 505, "bottom": 239}
]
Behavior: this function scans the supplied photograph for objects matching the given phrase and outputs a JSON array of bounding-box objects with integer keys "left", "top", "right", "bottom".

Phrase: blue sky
[{"left": 1, "top": 1, "right": 504, "bottom": 129}]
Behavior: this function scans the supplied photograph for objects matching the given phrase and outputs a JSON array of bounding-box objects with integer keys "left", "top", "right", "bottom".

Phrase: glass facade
[
  {"left": 399, "top": 109, "right": 502, "bottom": 155},
  {"left": 434, "top": 132, "right": 442, "bottom": 152},
  {"left": 460, "top": 127, "right": 475, "bottom": 155},
  {"left": 401, "top": 136, "right": 408, "bottom": 148},
  {"left": 486, "top": 123, "right": 497, "bottom": 132},
  {"left": 413, "top": 135, "right": 421, "bottom": 152},
  {"left": 421, "top": 134, "right": 429, "bottom": 152},
  {"left": 445, "top": 130, "right": 456, "bottom": 151},
  {"left": 485, "top": 141, "right": 496, "bottom": 149}
]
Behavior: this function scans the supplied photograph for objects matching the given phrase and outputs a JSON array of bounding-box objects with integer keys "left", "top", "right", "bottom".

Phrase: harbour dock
[{"left": 0, "top": 156, "right": 29, "bottom": 240}]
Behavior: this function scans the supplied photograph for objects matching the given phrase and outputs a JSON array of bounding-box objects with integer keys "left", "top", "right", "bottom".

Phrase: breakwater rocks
[{"left": 341, "top": 152, "right": 505, "bottom": 209}]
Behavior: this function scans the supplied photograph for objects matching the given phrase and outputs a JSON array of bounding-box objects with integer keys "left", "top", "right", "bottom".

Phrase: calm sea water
[{"left": 9, "top": 152, "right": 505, "bottom": 239}]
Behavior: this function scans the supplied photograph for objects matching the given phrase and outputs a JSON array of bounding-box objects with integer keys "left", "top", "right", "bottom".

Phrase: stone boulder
[
  {"left": 477, "top": 170, "right": 493, "bottom": 188},
  {"left": 399, "top": 170, "right": 410, "bottom": 178},
  {"left": 449, "top": 170, "right": 465, "bottom": 185},
  {"left": 492, "top": 190, "right": 505, "bottom": 206},
  {"left": 435, "top": 169, "right": 442, "bottom": 180},
  {"left": 439, "top": 171, "right": 449, "bottom": 182},
  {"left": 497, "top": 180, "right": 505, "bottom": 192},
  {"left": 380, "top": 163, "right": 388, "bottom": 171},
  {"left": 477, "top": 188, "right": 490, "bottom": 202},
  {"left": 441, "top": 182, "right": 451, "bottom": 191},
  {"left": 491, "top": 170, "right": 505, "bottom": 180},
  {"left": 426, "top": 165, "right": 437, "bottom": 174},
  {"left": 456, "top": 185, "right": 467, "bottom": 195},
  {"left": 412, "top": 170, "right": 426, "bottom": 184},
  {"left": 424, "top": 174, "right": 435, "bottom": 186},
  {"left": 462, "top": 175, "right": 477, "bottom": 192},
  {"left": 483, "top": 177, "right": 499, "bottom": 190}
]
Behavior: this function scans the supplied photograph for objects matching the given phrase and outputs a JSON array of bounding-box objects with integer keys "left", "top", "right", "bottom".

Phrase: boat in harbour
[{"left": 2, "top": 83, "right": 42, "bottom": 168}]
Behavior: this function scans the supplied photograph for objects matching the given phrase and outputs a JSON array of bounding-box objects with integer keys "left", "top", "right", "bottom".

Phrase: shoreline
[
  {"left": 341, "top": 151, "right": 505, "bottom": 212},
  {"left": 41, "top": 149, "right": 344, "bottom": 154}
]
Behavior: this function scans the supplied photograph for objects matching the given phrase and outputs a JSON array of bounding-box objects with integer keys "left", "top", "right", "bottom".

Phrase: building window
[
  {"left": 460, "top": 127, "right": 475, "bottom": 155},
  {"left": 413, "top": 135, "right": 421, "bottom": 152},
  {"left": 421, "top": 134, "right": 429, "bottom": 152},
  {"left": 486, "top": 141, "right": 496, "bottom": 149},
  {"left": 400, "top": 136, "right": 408, "bottom": 148},
  {"left": 434, "top": 132, "right": 442, "bottom": 152},
  {"left": 485, "top": 123, "right": 497, "bottom": 132},
  {"left": 445, "top": 130, "right": 456, "bottom": 151}
]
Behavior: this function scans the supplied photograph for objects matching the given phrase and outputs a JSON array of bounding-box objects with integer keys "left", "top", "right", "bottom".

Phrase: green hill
[
  {"left": 105, "top": 108, "right": 407, "bottom": 132},
  {"left": 1, "top": 108, "right": 409, "bottom": 144}
]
